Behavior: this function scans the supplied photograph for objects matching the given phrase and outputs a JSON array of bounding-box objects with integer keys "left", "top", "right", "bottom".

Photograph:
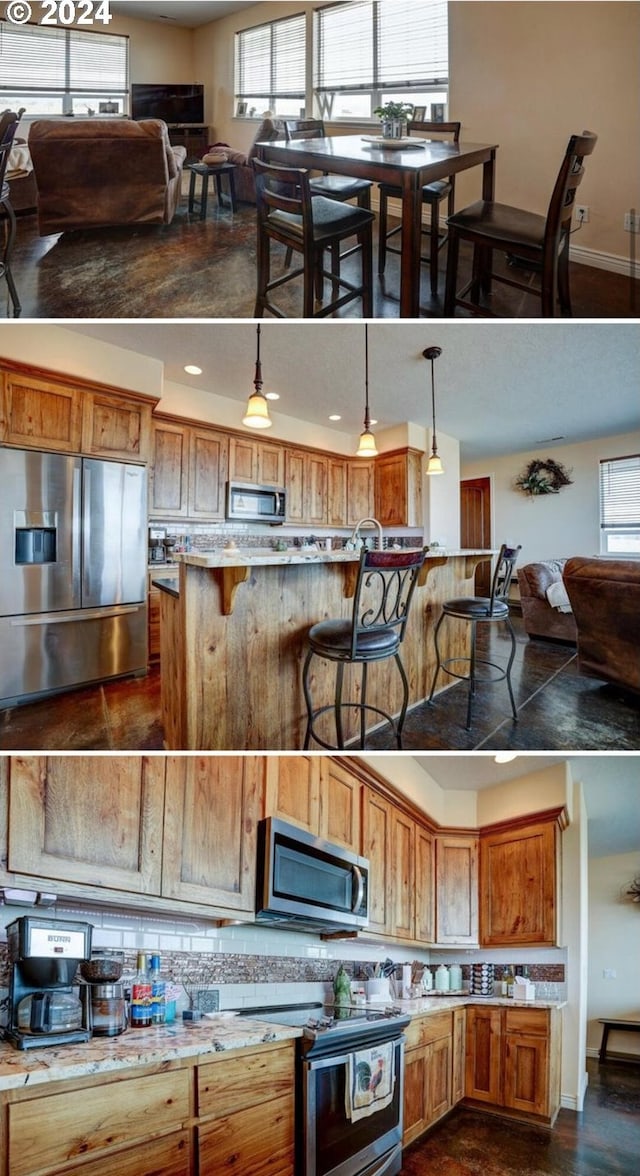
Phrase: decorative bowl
[{"left": 202, "top": 151, "right": 228, "bottom": 165}]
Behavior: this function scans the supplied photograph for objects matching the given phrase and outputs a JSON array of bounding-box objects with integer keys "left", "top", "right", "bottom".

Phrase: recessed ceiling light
[
  {"left": 494, "top": 753, "right": 518, "bottom": 764},
  {"left": 184, "top": 364, "right": 202, "bottom": 376},
  {"left": 265, "top": 392, "right": 280, "bottom": 401},
  {"left": 329, "top": 414, "right": 342, "bottom": 421}
]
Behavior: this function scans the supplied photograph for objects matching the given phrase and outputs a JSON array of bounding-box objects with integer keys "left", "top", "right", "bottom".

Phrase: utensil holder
[{"left": 365, "top": 979, "right": 391, "bottom": 1003}]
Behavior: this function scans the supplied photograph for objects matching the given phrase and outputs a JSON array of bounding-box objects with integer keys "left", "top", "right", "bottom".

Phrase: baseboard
[{"left": 569, "top": 243, "right": 640, "bottom": 279}]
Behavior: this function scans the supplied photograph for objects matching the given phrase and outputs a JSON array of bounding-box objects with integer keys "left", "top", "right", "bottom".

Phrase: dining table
[{"left": 258, "top": 133, "right": 499, "bottom": 318}]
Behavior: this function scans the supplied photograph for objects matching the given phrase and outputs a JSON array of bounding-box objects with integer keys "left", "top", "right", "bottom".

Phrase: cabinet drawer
[
  {"left": 38, "top": 1131, "right": 191, "bottom": 1176},
  {"left": 198, "top": 1044, "right": 294, "bottom": 1118},
  {"left": 406, "top": 1010, "right": 452, "bottom": 1049},
  {"left": 504, "top": 1008, "right": 549, "bottom": 1037},
  {"left": 198, "top": 1091, "right": 294, "bottom": 1175},
  {"left": 8, "top": 1069, "right": 189, "bottom": 1176}
]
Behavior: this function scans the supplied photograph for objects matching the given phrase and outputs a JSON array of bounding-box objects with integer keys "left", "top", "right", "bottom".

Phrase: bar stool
[
  {"left": 302, "top": 547, "right": 426, "bottom": 750},
  {"left": 428, "top": 544, "right": 522, "bottom": 730},
  {"left": 0, "top": 108, "right": 24, "bottom": 318}
]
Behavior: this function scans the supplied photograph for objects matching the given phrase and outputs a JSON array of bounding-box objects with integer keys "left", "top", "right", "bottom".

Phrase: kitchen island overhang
[{"left": 155, "top": 548, "right": 495, "bottom": 751}]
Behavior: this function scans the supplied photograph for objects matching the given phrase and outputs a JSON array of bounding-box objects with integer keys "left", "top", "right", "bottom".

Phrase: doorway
[{"left": 460, "top": 477, "right": 491, "bottom": 595}]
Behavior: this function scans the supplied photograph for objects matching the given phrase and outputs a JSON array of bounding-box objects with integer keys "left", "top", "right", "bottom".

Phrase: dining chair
[
  {"left": 284, "top": 118, "right": 373, "bottom": 209},
  {"left": 428, "top": 543, "right": 522, "bottom": 731},
  {"left": 0, "top": 108, "right": 25, "bottom": 318},
  {"left": 302, "top": 546, "right": 426, "bottom": 750},
  {"left": 444, "top": 131, "right": 597, "bottom": 317},
  {"left": 253, "top": 157, "right": 375, "bottom": 318},
  {"left": 377, "top": 119, "right": 461, "bottom": 297}
]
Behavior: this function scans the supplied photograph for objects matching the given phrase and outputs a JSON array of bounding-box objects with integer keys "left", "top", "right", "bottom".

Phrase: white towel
[
  {"left": 546, "top": 581, "right": 573, "bottom": 613},
  {"left": 345, "top": 1040, "right": 395, "bottom": 1122},
  {"left": 7, "top": 144, "right": 32, "bottom": 178}
]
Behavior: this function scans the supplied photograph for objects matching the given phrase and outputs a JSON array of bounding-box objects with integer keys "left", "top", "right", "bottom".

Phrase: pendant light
[
  {"left": 356, "top": 325, "right": 378, "bottom": 457},
  {"left": 423, "top": 345, "right": 444, "bottom": 475},
  {"left": 242, "top": 325, "right": 273, "bottom": 429}
]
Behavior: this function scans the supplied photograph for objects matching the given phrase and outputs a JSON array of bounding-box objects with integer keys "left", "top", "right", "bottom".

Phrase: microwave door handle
[{"left": 351, "top": 864, "right": 364, "bottom": 914}]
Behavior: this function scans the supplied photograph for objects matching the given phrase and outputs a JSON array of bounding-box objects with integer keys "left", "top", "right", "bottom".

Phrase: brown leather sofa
[
  {"left": 518, "top": 559, "right": 577, "bottom": 643},
  {"left": 29, "top": 118, "right": 186, "bottom": 234},
  {"left": 221, "top": 116, "right": 285, "bottom": 203},
  {"left": 563, "top": 557, "right": 640, "bottom": 694}
]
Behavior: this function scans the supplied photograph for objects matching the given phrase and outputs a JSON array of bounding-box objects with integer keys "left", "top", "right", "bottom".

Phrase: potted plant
[{"left": 373, "top": 100, "right": 414, "bottom": 139}]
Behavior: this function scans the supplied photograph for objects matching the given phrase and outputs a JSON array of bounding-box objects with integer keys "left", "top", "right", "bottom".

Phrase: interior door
[{"left": 460, "top": 477, "right": 491, "bottom": 594}]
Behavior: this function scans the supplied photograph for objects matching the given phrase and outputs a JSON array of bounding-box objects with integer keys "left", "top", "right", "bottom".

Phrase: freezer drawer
[{"left": 0, "top": 605, "right": 148, "bottom": 707}]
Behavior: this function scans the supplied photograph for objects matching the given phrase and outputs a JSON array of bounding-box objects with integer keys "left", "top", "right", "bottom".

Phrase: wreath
[{"left": 515, "top": 458, "right": 573, "bottom": 496}]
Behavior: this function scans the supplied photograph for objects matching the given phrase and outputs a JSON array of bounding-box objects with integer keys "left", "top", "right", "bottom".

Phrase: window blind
[
  {"left": 600, "top": 455, "right": 640, "bottom": 529},
  {"left": 236, "top": 12, "right": 306, "bottom": 101},
  {"left": 315, "top": 0, "right": 448, "bottom": 93},
  {"left": 0, "top": 20, "right": 129, "bottom": 98}
]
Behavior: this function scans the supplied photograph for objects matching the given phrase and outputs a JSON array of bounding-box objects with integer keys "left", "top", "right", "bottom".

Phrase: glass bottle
[
  {"left": 131, "top": 951, "right": 152, "bottom": 1028},
  {"left": 506, "top": 965, "right": 515, "bottom": 999},
  {"left": 501, "top": 967, "right": 510, "bottom": 996},
  {"left": 149, "top": 954, "right": 166, "bottom": 1024}
]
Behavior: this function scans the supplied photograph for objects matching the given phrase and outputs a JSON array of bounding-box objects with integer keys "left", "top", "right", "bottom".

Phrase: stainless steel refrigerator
[{"left": 0, "top": 447, "right": 148, "bottom": 707}]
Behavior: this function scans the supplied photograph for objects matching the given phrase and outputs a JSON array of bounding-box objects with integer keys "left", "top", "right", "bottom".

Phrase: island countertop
[{"left": 173, "top": 546, "right": 494, "bottom": 570}]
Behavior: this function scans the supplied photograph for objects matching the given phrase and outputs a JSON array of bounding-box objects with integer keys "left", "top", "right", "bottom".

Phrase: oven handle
[{"left": 351, "top": 864, "right": 365, "bottom": 915}]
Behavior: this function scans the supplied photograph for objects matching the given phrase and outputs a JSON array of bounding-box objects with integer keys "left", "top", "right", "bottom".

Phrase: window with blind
[
  {"left": 0, "top": 20, "right": 129, "bottom": 118},
  {"left": 599, "top": 454, "right": 640, "bottom": 555},
  {"left": 314, "top": 0, "right": 448, "bottom": 121},
  {"left": 235, "top": 12, "right": 306, "bottom": 119}
]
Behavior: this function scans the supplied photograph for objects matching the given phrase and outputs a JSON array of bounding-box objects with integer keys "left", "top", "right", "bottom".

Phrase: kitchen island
[{"left": 155, "top": 547, "right": 494, "bottom": 750}]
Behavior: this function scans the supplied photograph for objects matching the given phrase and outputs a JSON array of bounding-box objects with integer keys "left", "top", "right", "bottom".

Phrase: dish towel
[
  {"left": 546, "top": 581, "right": 573, "bottom": 612},
  {"left": 345, "top": 1041, "right": 395, "bottom": 1122}
]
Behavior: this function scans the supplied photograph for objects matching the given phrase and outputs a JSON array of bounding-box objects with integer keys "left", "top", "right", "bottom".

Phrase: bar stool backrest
[
  {"left": 490, "top": 544, "right": 522, "bottom": 613},
  {"left": 350, "top": 547, "right": 426, "bottom": 659}
]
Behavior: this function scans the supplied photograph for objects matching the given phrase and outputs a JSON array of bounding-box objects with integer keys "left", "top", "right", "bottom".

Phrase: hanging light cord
[
  {"left": 254, "top": 324, "right": 263, "bottom": 397},
  {"left": 429, "top": 356, "right": 438, "bottom": 458},
  {"left": 363, "top": 324, "right": 371, "bottom": 433}
]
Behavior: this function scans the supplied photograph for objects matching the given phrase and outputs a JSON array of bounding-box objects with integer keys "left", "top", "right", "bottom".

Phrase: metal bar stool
[
  {"left": 0, "top": 108, "right": 25, "bottom": 318},
  {"left": 303, "top": 547, "right": 426, "bottom": 750},
  {"left": 428, "top": 544, "right": 522, "bottom": 730}
]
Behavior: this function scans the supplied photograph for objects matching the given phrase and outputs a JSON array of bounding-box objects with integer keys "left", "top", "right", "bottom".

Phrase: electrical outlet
[
  {"left": 624, "top": 211, "right": 640, "bottom": 233},
  {"left": 575, "top": 205, "right": 589, "bottom": 224}
]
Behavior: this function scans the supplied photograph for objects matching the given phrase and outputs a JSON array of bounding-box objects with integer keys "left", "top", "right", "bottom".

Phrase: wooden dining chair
[
  {"left": 444, "top": 130, "right": 598, "bottom": 317},
  {"left": 284, "top": 118, "right": 373, "bottom": 209},
  {"left": 377, "top": 119, "right": 461, "bottom": 297},
  {"left": 0, "top": 108, "right": 25, "bottom": 318}
]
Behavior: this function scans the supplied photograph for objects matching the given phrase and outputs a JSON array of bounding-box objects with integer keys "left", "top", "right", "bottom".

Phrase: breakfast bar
[{"left": 155, "top": 548, "right": 493, "bottom": 750}]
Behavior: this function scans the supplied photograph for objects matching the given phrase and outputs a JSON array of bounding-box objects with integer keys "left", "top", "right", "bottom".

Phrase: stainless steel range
[{"left": 241, "top": 1003, "right": 410, "bottom": 1176}]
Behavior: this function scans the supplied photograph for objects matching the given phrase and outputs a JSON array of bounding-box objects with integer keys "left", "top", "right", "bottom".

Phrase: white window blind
[
  {"left": 315, "top": 0, "right": 448, "bottom": 93},
  {"left": 0, "top": 20, "right": 129, "bottom": 109},
  {"left": 235, "top": 13, "right": 306, "bottom": 102},
  {"left": 599, "top": 454, "right": 640, "bottom": 555}
]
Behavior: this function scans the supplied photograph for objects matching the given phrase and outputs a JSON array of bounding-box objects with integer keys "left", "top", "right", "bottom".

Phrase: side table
[{"left": 188, "top": 162, "right": 237, "bottom": 218}]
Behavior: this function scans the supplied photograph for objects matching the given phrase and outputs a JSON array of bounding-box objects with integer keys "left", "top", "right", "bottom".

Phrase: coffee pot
[{"left": 5, "top": 915, "right": 93, "bottom": 1050}]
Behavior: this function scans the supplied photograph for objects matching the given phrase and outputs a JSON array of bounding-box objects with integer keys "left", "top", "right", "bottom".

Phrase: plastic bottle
[
  {"left": 149, "top": 954, "right": 166, "bottom": 1024},
  {"left": 130, "top": 952, "right": 152, "bottom": 1027},
  {"left": 501, "top": 967, "right": 510, "bottom": 996}
]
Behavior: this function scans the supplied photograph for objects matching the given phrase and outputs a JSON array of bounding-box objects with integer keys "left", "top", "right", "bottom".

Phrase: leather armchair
[
  {"left": 29, "top": 118, "right": 186, "bottom": 234},
  {"left": 518, "top": 559, "right": 577, "bottom": 643},
  {"left": 563, "top": 557, "right": 640, "bottom": 694}
]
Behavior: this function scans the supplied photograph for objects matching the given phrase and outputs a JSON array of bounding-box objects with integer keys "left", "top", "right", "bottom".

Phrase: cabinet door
[
  {"left": 188, "top": 426, "right": 229, "bottom": 518},
  {"left": 403, "top": 1048, "right": 428, "bottom": 1146},
  {"left": 361, "top": 786, "right": 391, "bottom": 934},
  {"left": 198, "top": 1092, "right": 294, "bottom": 1176},
  {"left": 451, "top": 1007, "right": 466, "bottom": 1104},
  {"left": 150, "top": 420, "right": 189, "bottom": 517},
  {"left": 465, "top": 1006, "right": 502, "bottom": 1105},
  {"left": 0, "top": 369, "right": 83, "bottom": 452},
  {"left": 162, "top": 756, "right": 262, "bottom": 912},
  {"left": 504, "top": 1032, "right": 549, "bottom": 1116},
  {"left": 346, "top": 461, "right": 374, "bottom": 525},
  {"left": 480, "top": 819, "right": 558, "bottom": 947},
  {"left": 328, "top": 458, "right": 347, "bottom": 526},
  {"left": 318, "top": 759, "right": 360, "bottom": 852},
  {"left": 435, "top": 834, "right": 479, "bottom": 945},
  {"left": 374, "top": 449, "right": 423, "bottom": 528},
  {"left": 258, "top": 441, "right": 285, "bottom": 486},
  {"left": 285, "top": 449, "right": 305, "bottom": 523},
  {"left": 306, "top": 453, "right": 328, "bottom": 525},
  {"left": 7, "top": 756, "right": 165, "bottom": 895},
  {"left": 428, "top": 1035, "right": 452, "bottom": 1124},
  {"left": 81, "top": 391, "right": 152, "bottom": 462},
  {"left": 390, "top": 808, "right": 415, "bottom": 940},
  {"left": 264, "top": 756, "right": 321, "bottom": 833},
  {"left": 229, "top": 436, "right": 258, "bottom": 482},
  {"left": 415, "top": 825, "right": 435, "bottom": 943}
]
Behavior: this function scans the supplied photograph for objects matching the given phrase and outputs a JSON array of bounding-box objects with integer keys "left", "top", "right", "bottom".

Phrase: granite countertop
[
  {"left": 0, "top": 1015, "right": 302, "bottom": 1092},
  {"left": 392, "top": 995, "right": 567, "bottom": 1015},
  {"left": 174, "top": 548, "right": 494, "bottom": 570}
]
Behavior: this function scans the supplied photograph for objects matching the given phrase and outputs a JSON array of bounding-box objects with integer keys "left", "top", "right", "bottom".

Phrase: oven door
[{"left": 302, "top": 1037, "right": 405, "bottom": 1176}]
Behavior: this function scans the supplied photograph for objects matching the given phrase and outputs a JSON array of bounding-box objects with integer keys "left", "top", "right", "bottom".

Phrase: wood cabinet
[
  {"left": 480, "top": 812, "right": 562, "bottom": 947},
  {"left": 361, "top": 785, "right": 392, "bottom": 934},
  {"left": 374, "top": 448, "right": 423, "bottom": 528},
  {"left": 81, "top": 390, "right": 153, "bottom": 462},
  {"left": 346, "top": 460, "right": 374, "bottom": 525},
  {"left": 451, "top": 1006, "right": 466, "bottom": 1105},
  {"left": 150, "top": 418, "right": 228, "bottom": 520},
  {"left": 389, "top": 807, "right": 415, "bottom": 940},
  {"left": 0, "top": 367, "right": 83, "bottom": 452},
  {"left": 503, "top": 1010, "right": 550, "bottom": 1117},
  {"left": 229, "top": 435, "right": 284, "bottom": 486},
  {"left": 264, "top": 756, "right": 360, "bottom": 853},
  {"left": 465, "top": 1005, "right": 561, "bottom": 1125},
  {"left": 284, "top": 448, "right": 328, "bottom": 525},
  {"left": 148, "top": 566, "right": 179, "bottom": 659},
  {"left": 415, "top": 824, "right": 435, "bottom": 943},
  {"left": 435, "top": 834, "right": 479, "bottom": 945},
  {"left": 328, "top": 458, "right": 347, "bottom": 526},
  {"left": 188, "top": 425, "right": 228, "bottom": 518},
  {"left": 403, "top": 1011, "right": 453, "bottom": 1146},
  {"left": 465, "top": 1005, "right": 502, "bottom": 1104}
]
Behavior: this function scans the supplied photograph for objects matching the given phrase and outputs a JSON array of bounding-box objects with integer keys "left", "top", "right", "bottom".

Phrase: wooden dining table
[{"left": 259, "top": 133, "right": 499, "bottom": 318}]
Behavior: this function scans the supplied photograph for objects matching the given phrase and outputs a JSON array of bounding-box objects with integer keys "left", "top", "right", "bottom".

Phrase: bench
[{"left": 598, "top": 1018, "right": 640, "bottom": 1063}]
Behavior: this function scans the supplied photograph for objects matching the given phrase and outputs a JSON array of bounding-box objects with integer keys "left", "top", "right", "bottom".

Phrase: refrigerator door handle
[{"left": 11, "top": 605, "right": 143, "bottom": 627}]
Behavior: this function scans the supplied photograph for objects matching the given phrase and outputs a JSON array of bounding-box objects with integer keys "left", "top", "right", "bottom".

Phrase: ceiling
[
  {"left": 413, "top": 755, "right": 640, "bottom": 858},
  {"left": 110, "top": 1, "right": 256, "bottom": 26},
  {"left": 65, "top": 322, "right": 640, "bottom": 462}
]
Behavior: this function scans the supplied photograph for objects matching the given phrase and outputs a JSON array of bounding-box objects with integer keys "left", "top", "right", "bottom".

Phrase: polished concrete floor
[
  {"left": 0, "top": 617, "right": 638, "bottom": 751},
  {"left": 6, "top": 199, "right": 639, "bottom": 320},
  {"left": 400, "top": 1058, "right": 640, "bottom": 1176}
]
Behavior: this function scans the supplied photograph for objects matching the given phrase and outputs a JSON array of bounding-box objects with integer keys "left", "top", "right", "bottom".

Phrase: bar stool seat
[{"left": 303, "top": 547, "right": 426, "bottom": 750}]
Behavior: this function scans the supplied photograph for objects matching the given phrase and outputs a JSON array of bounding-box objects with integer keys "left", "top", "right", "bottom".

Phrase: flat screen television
[{"left": 131, "top": 83, "right": 204, "bottom": 125}]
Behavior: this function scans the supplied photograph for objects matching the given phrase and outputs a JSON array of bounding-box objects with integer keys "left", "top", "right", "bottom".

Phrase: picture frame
[
  {"left": 411, "top": 106, "right": 426, "bottom": 122},
  {"left": 431, "top": 103, "right": 445, "bottom": 123},
  {"left": 236, "top": 100, "right": 248, "bottom": 117}
]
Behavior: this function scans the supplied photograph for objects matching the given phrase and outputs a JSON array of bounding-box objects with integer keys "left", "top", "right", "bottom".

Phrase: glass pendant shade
[
  {"left": 243, "top": 325, "right": 273, "bottom": 429},
  {"left": 356, "top": 325, "right": 377, "bottom": 456},
  {"left": 356, "top": 428, "right": 378, "bottom": 458},
  {"left": 426, "top": 452, "right": 444, "bottom": 475}
]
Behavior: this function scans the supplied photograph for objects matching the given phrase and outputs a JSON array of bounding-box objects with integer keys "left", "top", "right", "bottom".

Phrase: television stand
[{"left": 167, "top": 124, "right": 208, "bottom": 160}]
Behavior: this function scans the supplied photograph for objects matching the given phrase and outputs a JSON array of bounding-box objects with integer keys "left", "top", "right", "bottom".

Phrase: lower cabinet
[
  {"left": 451, "top": 1006, "right": 467, "bottom": 1105},
  {"left": 403, "top": 1011, "right": 453, "bottom": 1146},
  {"left": 464, "top": 1005, "right": 561, "bottom": 1125},
  {"left": 198, "top": 1043, "right": 295, "bottom": 1174}
]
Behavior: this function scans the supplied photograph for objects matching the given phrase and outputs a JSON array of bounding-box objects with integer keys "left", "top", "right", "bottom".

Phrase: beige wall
[
  {"left": 587, "top": 851, "right": 640, "bottom": 1058},
  {"left": 194, "top": 0, "right": 639, "bottom": 263},
  {"left": 461, "top": 429, "right": 640, "bottom": 565}
]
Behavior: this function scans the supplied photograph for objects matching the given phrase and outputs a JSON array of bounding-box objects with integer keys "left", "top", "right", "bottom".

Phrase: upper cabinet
[
  {"left": 188, "top": 426, "right": 229, "bottom": 519},
  {"left": 374, "top": 448, "right": 424, "bottom": 528},
  {"left": 346, "top": 460, "right": 374, "bottom": 526},
  {"left": 229, "top": 436, "right": 285, "bottom": 486},
  {"left": 264, "top": 756, "right": 360, "bottom": 853},
  {"left": 361, "top": 785, "right": 392, "bottom": 934},
  {"left": 284, "top": 449, "right": 328, "bottom": 526},
  {"left": 81, "top": 390, "right": 153, "bottom": 462},
  {"left": 435, "top": 834, "right": 479, "bottom": 945},
  {"left": 150, "top": 418, "right": 229, "bottom": 520},
  {"left": 479, "top": 811, "right": 564, "bottom": 947}
]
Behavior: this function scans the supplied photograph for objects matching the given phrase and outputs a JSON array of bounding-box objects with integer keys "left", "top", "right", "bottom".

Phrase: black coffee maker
[{"left": 5, "top": 916, "right": 93, "bottom": 1050}]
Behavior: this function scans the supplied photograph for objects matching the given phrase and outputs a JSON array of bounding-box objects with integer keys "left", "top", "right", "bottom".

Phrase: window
[
  {"left": 235, "top": 12, "right": 306, "bottom": 119},
  {"left": 599, "top": 454, "right": 640, "bottom": 555},
  {"left": 314, "top": 0, "right": 448, "bottom": 121},
  {"left": 0, "top": 20, "right": 129, "bottom": 118}
]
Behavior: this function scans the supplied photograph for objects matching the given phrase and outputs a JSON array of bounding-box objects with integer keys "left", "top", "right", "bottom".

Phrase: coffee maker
[{"left": 5, "top": 916, "right": 93, "bottom": 1050}]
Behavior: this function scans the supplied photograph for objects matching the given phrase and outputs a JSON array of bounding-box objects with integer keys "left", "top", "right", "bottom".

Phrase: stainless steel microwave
[
  {"left": 255, "top": 817, "right": 369, "bottom": 933},
  {"left": 226, "top": 482, "right": 286, "bottom": 524}
]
